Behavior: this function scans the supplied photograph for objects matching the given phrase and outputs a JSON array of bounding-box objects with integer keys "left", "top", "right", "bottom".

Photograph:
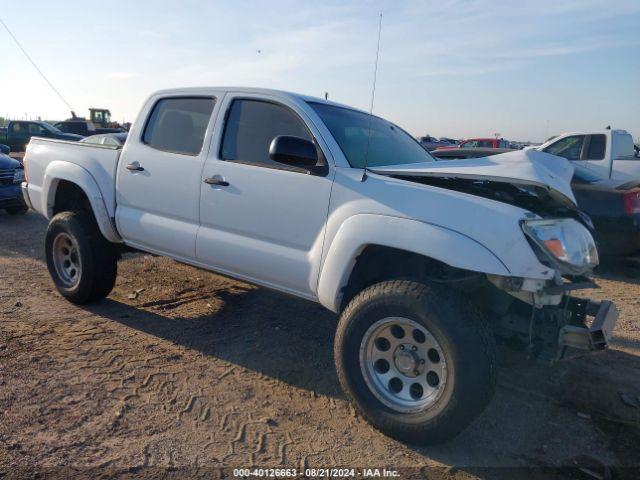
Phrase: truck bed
[{"left": 24, "top": 137, "right": 121, "bottom": 219}]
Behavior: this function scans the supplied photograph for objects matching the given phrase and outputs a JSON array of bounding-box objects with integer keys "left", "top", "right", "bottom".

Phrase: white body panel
[
  {"left": 371, "top": 149, "right": 576, "bottom": 204},
  {"left": 23, "top": 86, "right": 585, "bottom": 312},
  {"left": 196, "top": 91, "right": 335, "bottom": 298},
  {"left": 537, "top": 129, "right": 639, "bottom": 181},
  {"left": 114, "top": 91, "right": 224, "bottom": 259},
  {"left": 24, "top": 138, "right": 121, "bottom": 242}
]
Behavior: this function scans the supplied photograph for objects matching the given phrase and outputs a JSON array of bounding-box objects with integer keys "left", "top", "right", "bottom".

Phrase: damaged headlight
[{"left": 522, "top": 218, "right": 599, "bottom": 274}]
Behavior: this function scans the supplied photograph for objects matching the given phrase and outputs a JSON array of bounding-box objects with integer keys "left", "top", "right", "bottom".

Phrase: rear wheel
[
  {"left": 334, "top": 280, "right": 496, "bottom": 444},
  {"left": 45, "top": 211, "right": 117, "bottom": 304}
]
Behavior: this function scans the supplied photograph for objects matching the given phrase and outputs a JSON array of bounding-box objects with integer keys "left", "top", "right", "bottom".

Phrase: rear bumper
[
  {"left": 558, "top": 299, "right": 618, "bottom": 352},
  {"left": 593, "top": 215, "right": 640, "bottom": 258},
  {"left": 21, "top": 182, "right": 33, "bottom": 210}
]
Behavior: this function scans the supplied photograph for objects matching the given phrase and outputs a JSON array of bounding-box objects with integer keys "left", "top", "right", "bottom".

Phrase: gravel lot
[{"left": 1, "top": 211, "right": 639, "bottom": 479}]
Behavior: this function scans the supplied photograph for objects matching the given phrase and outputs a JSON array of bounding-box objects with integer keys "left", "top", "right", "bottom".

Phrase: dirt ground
[{"left": 1, "top": 211, "right": 639, "bottom": 479}]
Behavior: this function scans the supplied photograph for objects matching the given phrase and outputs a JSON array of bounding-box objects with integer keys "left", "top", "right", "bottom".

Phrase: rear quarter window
[
  {"left": 143, "top": 97, "right": 215, "bottom": 156},
  {"left": 614, "top": 133, "right": 637, "bottom": 160}
]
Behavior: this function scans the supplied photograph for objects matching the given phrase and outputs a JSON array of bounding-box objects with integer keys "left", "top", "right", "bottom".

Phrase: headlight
[
  {"left": 13, "top": 168, "right": 25, "bottom": 183},
  {"left": 522, "top": 218, "right": 599, "bottom": 274}
]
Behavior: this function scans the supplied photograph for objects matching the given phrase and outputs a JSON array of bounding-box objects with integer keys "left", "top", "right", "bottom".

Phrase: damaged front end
[
  {"left": 484, "top": 215, "right": 617, "bottom": 361},
  {"left": 485, "top": 274, "right": 619, "bottom": 361},
  {"left": 369, "top": 150, "right": 619, "bottom": 361}
]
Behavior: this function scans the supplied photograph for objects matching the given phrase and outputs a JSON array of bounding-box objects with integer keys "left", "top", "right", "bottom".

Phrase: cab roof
[{"left": 151, "top": 86, "right": 367, "bottom": 114}]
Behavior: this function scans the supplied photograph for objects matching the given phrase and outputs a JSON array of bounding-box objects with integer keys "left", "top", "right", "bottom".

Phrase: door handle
[
  {"left": 204, "top": 176, "right": 229, "bottom": 186},
  {"left": 126, "top": 162, "right": 144, "bottom": 172}
]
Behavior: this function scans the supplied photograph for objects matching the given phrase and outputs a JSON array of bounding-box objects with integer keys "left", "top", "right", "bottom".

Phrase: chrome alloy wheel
[
  {"left": 52, "top": 232, "right": 82, "bottom": 287},
  {"left": 360, "top": 317, "right": 447, "bottom": 413}
]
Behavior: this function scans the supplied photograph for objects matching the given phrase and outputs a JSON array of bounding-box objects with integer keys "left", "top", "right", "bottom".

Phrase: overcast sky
[{"left": 1, "top": 0, "right": 638, "bottom": 142}]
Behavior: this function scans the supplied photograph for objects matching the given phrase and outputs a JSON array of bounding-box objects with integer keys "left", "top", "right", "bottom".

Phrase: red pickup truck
[{"left": 436, "top": 137, "right": 510, "bottom": 150}]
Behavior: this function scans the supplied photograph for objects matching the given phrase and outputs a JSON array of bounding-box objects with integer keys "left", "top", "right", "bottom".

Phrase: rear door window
[
  {"left": 143, "top": 97, "right": 215, "bottom": 156},
  {"left": 544, "top": 135, "right": 585, "bottom": 160},
  {"left": 10, "top": 122, "right": 24, "bottom": 133},
  {"left": 585, "top": 134, "right": 606, "bottom": 160}
]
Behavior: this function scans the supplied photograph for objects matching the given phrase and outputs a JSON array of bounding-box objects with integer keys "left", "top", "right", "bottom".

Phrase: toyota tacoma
[{"left": 21, "top": 87, "right": 618, "bottom": 444}]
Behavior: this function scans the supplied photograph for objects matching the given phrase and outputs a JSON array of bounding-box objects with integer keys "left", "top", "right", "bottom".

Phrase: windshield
[
  {"left": 41, "top": 122, "right": 61, "bottom": 133},
  {"left": 308, "top": 102, "right": 434, "bottom": 168}
]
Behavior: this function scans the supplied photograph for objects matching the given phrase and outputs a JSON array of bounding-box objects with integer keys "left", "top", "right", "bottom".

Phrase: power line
[{"left": 0, "top": 17, "right": 74, "bottom": 113}]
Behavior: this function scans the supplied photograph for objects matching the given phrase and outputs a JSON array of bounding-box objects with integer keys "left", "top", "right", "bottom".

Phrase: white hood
[{"left": 370, "top": 149, "right": 576, "bottom": 205}]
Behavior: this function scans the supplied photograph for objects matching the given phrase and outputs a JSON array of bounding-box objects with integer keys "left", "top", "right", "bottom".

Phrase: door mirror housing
[
  {"left": 269, "top": 135, "right": 318, "bottom": 168},
  {"left": 0, "top": 144, "right": 10, "bottom": 155}
]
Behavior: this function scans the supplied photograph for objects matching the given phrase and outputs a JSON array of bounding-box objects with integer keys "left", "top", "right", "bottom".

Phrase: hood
[
  {"left": 370, "top": 149, "right": 576, "bottom": 206},
  {"left": 0, "top": 153, "right": 20, "bottom": 169}
]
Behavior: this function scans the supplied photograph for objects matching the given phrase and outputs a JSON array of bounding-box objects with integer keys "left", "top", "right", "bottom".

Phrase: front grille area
[{"left": 0, "top": 168, "right": 15, "bottom": 185}]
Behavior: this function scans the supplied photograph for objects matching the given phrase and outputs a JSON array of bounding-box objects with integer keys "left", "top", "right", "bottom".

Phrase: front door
[
  {"left": 196, "top": 95, "right": 334, "bottom": 298},
  {"left": 116, "top": 96, "right": 218, "bottom": 259}
]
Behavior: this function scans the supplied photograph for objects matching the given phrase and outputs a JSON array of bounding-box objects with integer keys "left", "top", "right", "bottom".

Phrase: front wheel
[
  {"left": 334, "top": 280, "right": 496, "bottom": 444},
  {"left": 45, "top": 211, "right": 118, "bottom": 304}
]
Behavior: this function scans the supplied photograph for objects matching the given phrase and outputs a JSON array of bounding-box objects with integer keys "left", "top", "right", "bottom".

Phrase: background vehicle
[
  {"left": 431, "top": 147, "right": 514, "bottom": 160},
  {"left": 21, "top": 87, "right": 616, "bottom": 445},
  {"left": 0, "top": 120, "right": 82, "bottom": 151},
  {"left": 418, "top": 135, "right": 451, "bottom": 150},
  {"left": 439, "top": 137, "right": 459, "bottom": 146},
  {"left": 536, "top": 129, "right": 638, "bottom": 180},
  {"left": 436, "top": 137, "right": 510, "bottom": 150},
  {"left": 432, "top": 148, "right": 640, "bottom": 261},
  {"left": 79, "top": 132, "right": 128, "bottom": 146},
  {"left": 54, "top": 108, "right": 127, "bottom": 136},
  {"left": 572, "top": 165, "right": 640, "bottom": 260},
  {"left": 0, "top": 146, "right": 27, "bottom": 214},
  {"left": 54, "top": 119, "right": 125, "bottom": 136}
]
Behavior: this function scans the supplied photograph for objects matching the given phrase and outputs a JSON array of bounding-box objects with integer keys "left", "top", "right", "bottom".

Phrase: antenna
[{"left": 362, "top": 12, "right": 383, "bottom": 182}]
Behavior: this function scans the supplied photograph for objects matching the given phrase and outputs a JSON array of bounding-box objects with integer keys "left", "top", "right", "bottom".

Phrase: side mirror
[
  {"left": 269, "top": 135, "right": 318, "bottom": 168},
  {"left": 0, "top": 144, "right": 10, "bottom": 155}
]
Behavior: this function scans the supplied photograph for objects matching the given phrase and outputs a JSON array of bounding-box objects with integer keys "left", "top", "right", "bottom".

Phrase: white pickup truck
[
  {"left": 22, "top": 87, "right": 618, "bottom": 444},
  {"left": 537, "top": 129, "right": 639, "bottom": 180}
]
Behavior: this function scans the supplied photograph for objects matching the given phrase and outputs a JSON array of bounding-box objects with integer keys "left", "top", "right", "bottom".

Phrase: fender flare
[
  {"left": 317, "top": 214, "right": 510, "bottom": 312},
  {"left": 43, "top": 161, "right": 121, "bottom": 243}
]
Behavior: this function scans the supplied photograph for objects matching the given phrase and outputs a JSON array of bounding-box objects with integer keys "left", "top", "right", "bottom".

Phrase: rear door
[
  {"left": 196, "top": 94, "right": 334, "bottom": 297},
  {"left": 116, "top": 95, "right": 219, "bottom": 259}
]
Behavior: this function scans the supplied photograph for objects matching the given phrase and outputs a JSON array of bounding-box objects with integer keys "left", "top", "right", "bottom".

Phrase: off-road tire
[
  {"left": 45, "top": 211, "right": 117, "bottom": 304},
  {"left": 5, "top": 204, "right": 28, "bottom": 215},
  {"left": 334, "top": 280, "right": 496, "bottom": 444}
]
